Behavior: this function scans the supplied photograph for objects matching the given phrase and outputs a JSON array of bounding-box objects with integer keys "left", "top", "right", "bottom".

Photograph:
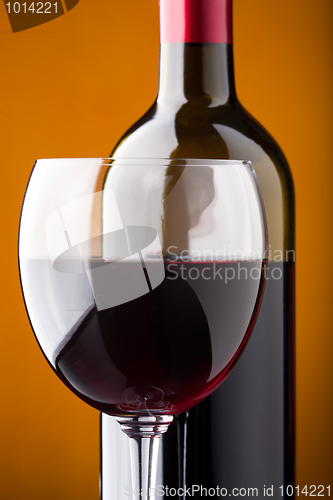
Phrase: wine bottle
[{"left": 101, "top": 0, "right": 295, "bottom": 498}]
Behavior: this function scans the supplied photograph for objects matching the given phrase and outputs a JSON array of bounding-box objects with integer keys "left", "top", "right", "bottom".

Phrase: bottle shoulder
[
  {"left": 111, "top": 99, "right": 294, "bottom": 206},
  {"left": 232, "top": 102, "right": 294, "bottom": 180},
  {"left": 111, "top": 102, "right": 158, "bottom": 156},
  {"left": 113, "top": 99, "right": 291, "bottom": 172}
]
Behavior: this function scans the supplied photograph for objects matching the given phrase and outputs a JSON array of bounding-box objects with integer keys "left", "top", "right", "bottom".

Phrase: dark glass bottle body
[{"left": 102, "top": 41, "right": 295, "bottom": 499}]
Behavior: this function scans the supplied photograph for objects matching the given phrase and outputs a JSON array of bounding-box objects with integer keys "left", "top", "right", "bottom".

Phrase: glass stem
[
  {"left": 128, "top": 436, "right": 159, "bottom": 499},
  {"left": 117, "top": 415, "right": 174, "bottom": 500}
]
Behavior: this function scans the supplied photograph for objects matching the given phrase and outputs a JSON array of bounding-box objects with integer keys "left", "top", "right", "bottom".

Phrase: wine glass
[{"left": 19, "top": 158, "right": 268, "bottom": 500}]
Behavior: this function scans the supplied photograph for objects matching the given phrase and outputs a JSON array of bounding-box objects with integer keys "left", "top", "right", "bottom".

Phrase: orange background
[{"left": 0, "top": 0, "right": 332, "bottom": 498}]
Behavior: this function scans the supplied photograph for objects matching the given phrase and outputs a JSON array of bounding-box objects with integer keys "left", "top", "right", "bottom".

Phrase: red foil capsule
[{"left": 159, "top": 0, "right": 233, "bottom": 44}]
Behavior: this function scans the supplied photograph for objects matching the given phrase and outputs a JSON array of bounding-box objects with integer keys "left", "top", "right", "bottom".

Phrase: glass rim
[{"left": 34, "top": 157, "right": 254, "bottom": 167}]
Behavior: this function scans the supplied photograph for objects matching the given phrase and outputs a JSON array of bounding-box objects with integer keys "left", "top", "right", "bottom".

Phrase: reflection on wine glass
[{"left": 19, "top": 158, "right": 268, "bottom": 500}]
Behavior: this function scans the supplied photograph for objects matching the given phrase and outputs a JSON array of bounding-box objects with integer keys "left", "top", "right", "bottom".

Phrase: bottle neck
[{"left": 157, "top": 0, "right": 236, "bottom": 106}]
